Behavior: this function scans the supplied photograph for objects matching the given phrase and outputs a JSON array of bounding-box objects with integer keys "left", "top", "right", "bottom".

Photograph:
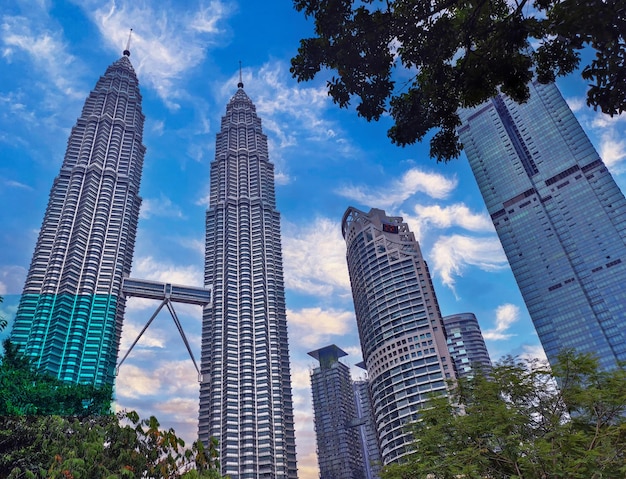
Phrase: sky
[{"left": 1, "top": 1, "right": 625, "bottom": 478}]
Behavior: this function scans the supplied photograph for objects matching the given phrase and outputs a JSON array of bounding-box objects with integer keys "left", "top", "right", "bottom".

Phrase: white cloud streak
[
  {"left": 288, "top": 307, "right": 355, "bottom": 349},
  {"left": 0, "top": 265, "right": 27, "bottom": 295},
  {"left": 131, "top": 256, "right": 204, "bottom": 287},
  {"left": 430, "top": 234, "right": 508, "bottom": 292},
  {"left": 1, "top": 14, "right": 84, "bottom": 100},
  {"left": 80, "top": 0, "right": 234, "bottom": 109},
  {"left": 483, "top": 303, "right": 520, "bottom": 341},
  {"left": 282, "top": 217, "right": 351, "bottom": 297},
  {"left": 565, "top": 95, "right": 626, "bottom": 173},
  {"left": 337, "top": 167, "right": 458, "bottom": 210},
  {"left": 140, "top": 194, "right": 185, "bottom": 220}
]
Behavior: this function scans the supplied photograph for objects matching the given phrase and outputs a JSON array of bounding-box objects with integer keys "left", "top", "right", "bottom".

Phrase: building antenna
[
  {"left": 238, "top": 60, "right": 244, "bottom": 88},
  {"left": 123, "top": 28, "right": 133, "bottom": 57}
]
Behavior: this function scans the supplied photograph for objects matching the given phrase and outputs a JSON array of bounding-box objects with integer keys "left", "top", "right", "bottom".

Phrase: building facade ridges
[
  {"left": 199, "top": 85, "right": 297, "bottom": 479},
  {"left": 11, "top": 54, "right": 145, "bottom": 387},
  {"left": 341, "top": 207, "right": 454, "bottom": 464},
  {"left": 441, "top": 312, "right": 492, "bottom": 378}
]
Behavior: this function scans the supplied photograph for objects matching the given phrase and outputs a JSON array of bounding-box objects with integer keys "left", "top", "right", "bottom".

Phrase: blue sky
[{"left": 1, "top": 1, "right": 625, "bottom": 478}]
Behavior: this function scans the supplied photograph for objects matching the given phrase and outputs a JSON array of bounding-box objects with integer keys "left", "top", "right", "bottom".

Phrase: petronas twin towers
[
  {"left": 200, "top": 83, "right": 298, "bottom": 478},
  {"left": 10, "top": 51, "right": 297, "bottom": 479},
  {"left": 11, "top": 53, "right": 145, "bottom": 387}
]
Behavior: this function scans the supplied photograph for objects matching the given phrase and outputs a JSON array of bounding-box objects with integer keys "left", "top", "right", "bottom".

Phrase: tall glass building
[
  {"left": 458, "top": 81, "right": 626, "bottom": 370},
  {"left": 198, "top": 80, "right": 298, "bottom": 479},
  {"left": 10, "top": 50, "right": 145, "bottom": 387},
  {"left": 352, "top": 378, "right": 381, "bottom": 479},
  {"left": 308, "top": 345, "right": 364, "bottom": 479},
  {"left": 442, "top": 313, "right": 492, "bottom": 378},
  {"left": 341, "top": 207, "right": 454, "bottom": 464}
]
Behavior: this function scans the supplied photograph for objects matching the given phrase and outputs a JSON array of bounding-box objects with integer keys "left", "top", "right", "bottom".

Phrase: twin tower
[{"left": 10, "top": 52, "right": 297, "bottom": 479}]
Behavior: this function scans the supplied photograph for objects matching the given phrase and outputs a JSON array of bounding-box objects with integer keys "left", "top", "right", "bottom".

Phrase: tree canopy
[
  {"left": 0, "top": 337, "right": 222, "bottom": 479},
  {"left": 0, "top": 339, "right": 112, "bottom": 416},
  {"left": 0, "top": 413, "right": 221, "bottom": 479},
  {"left": 291, "top": 0, "right": 626, "bottom": 161},
  {"left": 382, "top": 351, "right": 626, "bottom": 479}
]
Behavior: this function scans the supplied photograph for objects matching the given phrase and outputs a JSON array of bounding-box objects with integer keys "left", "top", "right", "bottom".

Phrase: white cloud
[
  {"left": 565, "top": 95, "right": 586, "bottom": 113},
  {"left": 282, "top": 217, "right": 351, "bottom": 297},
  {"left": 81, "top": 0, "right": 234, "bottom": 109},
  {"left": 414, "top": 203, "right": 493, "bottom": 231},
  {"left": 176, "top": 236, "right": 204, "bottom": 256},
  {"left": 337, "top": 167, "right": 457, "bottom": 210},
  {"left": 430, "top": 234, "right": 508, "bottom": 292},
  {"left": 518, "top": 343, "right": 547, "bottom": 362},
  {"left": 119, "top": 316, "right": 167, "bottom": 350},
  {"left": 114, "top": 363, "right": 162, "bottom": 399},
  {"left": 483, "top": 303, "right": 520, "bottom": 341},
  {"left": 599, "top": 131, "right": 626, "bottom": 170},
  {"left": 402, "top": 203, "right": 493, "bottom": 241},
  {"left": 0, "top": 265, "right": 27, "bottom": 295},
  {"left": 140, "top": 194, "right": 185, "bottom": 220},
  {"left": 131, "top": 256, "right": 203, "bottom": 286},
  {"left": 1, "top": 177, "right": 32, "bottom": 190},
  {"left": 290, "top": 362, "right": 313, "bottom": 390},
  {"left": 1, "top": 14, "right": 84, "bottom": 100},
  {"left": 566, "top": 98, "right": 626, "bottom": 173},
  {"left": 288, "top": 307, "right": 355, "bottom": 349}
]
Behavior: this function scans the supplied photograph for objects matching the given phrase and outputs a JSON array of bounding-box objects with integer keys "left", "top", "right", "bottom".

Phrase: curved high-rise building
[
  {"left": 458, "top": 81, "right": 626, "bottom": 371},
  {"left": 341, "top": 207, "right": 454, "bottom": 464},
  {"left": 10, "top": 51, "right": 145, "bottom": 387},
  {"left": 442, "top": 313, "right": 491, "bottom": 378},
  {"left": 199, "top": 81, "right": 297, "bottom": 479}
]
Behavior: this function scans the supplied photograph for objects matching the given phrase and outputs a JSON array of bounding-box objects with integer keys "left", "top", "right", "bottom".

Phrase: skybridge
[{"left": 116, "top": 277, "right": 213, "bottom": 382}]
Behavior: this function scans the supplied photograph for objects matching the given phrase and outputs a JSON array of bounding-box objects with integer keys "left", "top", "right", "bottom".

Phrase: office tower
[
  {"left": 342, "top": 207, "right": 455, "bottom": 464},
  {"left": 458, "top": 81, "right": 626, "bottom": 371},
  {"left": 308, "top": 345, "right": 365, "bottom": 479},
  {"left": 10, "top": 50, "right": 145, "bottom": 387},
  {"left": 442, "top": 313, "right": 492, "bottom": 378},
  {"left": 198, "top": 79, "right": 297, "bottom": 479},
  {"left": 353, "top": 378, "right": 381, "bottom": 479}
]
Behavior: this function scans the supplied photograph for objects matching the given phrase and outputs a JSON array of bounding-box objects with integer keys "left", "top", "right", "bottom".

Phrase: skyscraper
[
  {"left": 198, "top": 79, "right": 297, "bottom": 479},
  {"left": 352, "top": 378, "right": 381, "bottom": 479},
  {"left": 10, "top": 50, "right": 145, "bottom": 387},
  {"left": 458, "top": 81, "right": 626, "bottom": 371},
  {"left": 308, "top": 345, "right": 365, "bottom": 479},
  {"left": 341, "top": 207, "right": 454, "bottom": 464},
  {"left": 442, "top": 313, "right": 492, "bottom": 378}
]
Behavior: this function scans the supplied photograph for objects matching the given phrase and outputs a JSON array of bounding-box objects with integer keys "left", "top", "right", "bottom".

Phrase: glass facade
[
  {"left": 10, "top": 53, "right": 145, "bottom": 387},
  {"left": 198, "top": 85, "right": 297, "bottom": 479},
  {"left": 442, "top": 313, "right": 492, "bottom": 378},
  {"left": 352, "top": 378, "right": 381, "bottom": 479},
  {"left": 459, "top": 81, "right": 626, "bottom": 370},
  {"left": 341, "top": 207, "right": 454, "bottom": 464}
]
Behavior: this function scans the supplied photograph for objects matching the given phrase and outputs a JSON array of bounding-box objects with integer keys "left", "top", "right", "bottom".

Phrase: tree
[
  {"left": 0, "top": 412, "right": 222, "bottom": 479},
  {"left": 0, "top": 339, "right": 112, "bottom": 416},
  {"left": 382, "top": 351, "right": 626, "bottom": 479},
  {"left": 291, "top": 0, "right": 626, "bottom": 161},
  {"left": 0, "top": 337, "right": 223, "bottom": 478}
]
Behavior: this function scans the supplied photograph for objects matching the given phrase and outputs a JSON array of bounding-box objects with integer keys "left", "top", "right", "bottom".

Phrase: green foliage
[
  {"left": 0, "top": 413, "right": 222, "bottom": 479},
  {"left": 382, "top": 351, "right": 626, "bottom": 479},
  {"left": 291, "top": 0, "right": 626, "bottom": 161},
  {"left": 0, "top": 339, "right": 112, "bottom": 416}
]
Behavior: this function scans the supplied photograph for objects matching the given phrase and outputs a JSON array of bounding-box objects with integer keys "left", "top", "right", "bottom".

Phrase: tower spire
[
  {"left": 238, "top": 60, "right": 244, "bottom": 89},
  {"left": 123, "top": 29, "right": 133, "bottom": 57}
]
